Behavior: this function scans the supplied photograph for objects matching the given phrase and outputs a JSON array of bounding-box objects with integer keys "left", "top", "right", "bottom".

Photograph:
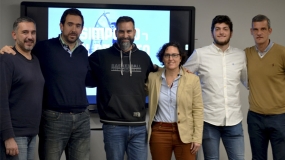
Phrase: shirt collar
[
  {"left": 161, "top": 68, "right": 183, "bottom": 79},
  {"left": 59, "top": 34, "right": 83, "bottom": 52},
  {"left": 255, "top": 39, "right": 274, "bottom": 53},
  {"left": 211, "top": 43, "right": 231, "bottom": 52}
]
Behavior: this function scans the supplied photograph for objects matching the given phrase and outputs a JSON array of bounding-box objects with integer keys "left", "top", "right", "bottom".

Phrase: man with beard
[
  {"left": 0, "top": 8, "right": 90, "bottom": 160},
  {"left": 0, "top": 17, "right": 44, "bottom": 159},
  {"left": 88, "top": 16, "right": 156, "bottom": 160},
  {"left": 184, "top": 15, "right": 247, "bottom": 160},
  {"left": 35, "top": 8, "right": 90, "bottom": 160}
]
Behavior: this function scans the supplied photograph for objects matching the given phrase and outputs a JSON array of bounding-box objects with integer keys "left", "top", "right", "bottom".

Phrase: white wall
[{"left": 1, "top": 0, "right": 285, "bottom": 159}]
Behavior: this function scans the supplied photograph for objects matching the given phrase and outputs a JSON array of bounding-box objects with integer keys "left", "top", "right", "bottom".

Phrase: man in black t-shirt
[{"left": 0, "top": 17, "right": 44, "bottom": 160}]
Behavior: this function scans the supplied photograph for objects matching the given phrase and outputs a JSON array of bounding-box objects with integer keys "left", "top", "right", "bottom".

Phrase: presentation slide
[{"left": 48, "top": 8, "right": 170, "bottom": 96}]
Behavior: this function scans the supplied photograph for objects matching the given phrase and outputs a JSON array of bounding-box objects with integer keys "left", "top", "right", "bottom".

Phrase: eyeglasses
[{"left": 163, "top": 54, "right": 180, "bottom": 59}]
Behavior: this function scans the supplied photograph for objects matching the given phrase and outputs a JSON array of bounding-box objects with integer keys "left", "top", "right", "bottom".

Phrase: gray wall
[{"left": 1, "top": 0, "right": 285, "bottom": 159}]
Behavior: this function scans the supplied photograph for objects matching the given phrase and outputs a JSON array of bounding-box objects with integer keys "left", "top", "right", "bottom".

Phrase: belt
[{"left": 152, "top": 122, "right": 177, "bottom": 127}]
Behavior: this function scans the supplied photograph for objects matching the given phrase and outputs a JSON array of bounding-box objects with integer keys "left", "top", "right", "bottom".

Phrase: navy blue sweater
[
  {"left": 32, "top": 37, "right": 89, "bottom": 112},
  {"left": 0, "top": 48, "right": 44, "bottom": 141}
]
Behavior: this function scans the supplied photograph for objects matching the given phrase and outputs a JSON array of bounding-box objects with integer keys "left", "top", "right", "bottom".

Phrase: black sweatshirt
[
  {"left": 0, "top": 48, "right": 44, "bottom": 141},
  {"left": 32, "top": 37, "right": 89, "bottom": 112},
  {"left": 89, "top": 43, "right": 154, "bottom": 125}
]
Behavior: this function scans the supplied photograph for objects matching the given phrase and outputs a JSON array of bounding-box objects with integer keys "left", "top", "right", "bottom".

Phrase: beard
[
  {"left": 117, "top": 37, "right": 134, "bottom": 51},
  {"left": 17, "top": 39, "right": 35, "bottom": 52},
  {"left": 63, "top": 32, "right": 79, "bottom": 44},
  {"left": 213, "top": 36, "right": 231, "bottom": 46}
]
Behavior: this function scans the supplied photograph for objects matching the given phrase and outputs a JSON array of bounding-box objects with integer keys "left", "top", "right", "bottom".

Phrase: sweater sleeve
[{"left": 0, "top": 55, "right": 15, "bottom": 141}]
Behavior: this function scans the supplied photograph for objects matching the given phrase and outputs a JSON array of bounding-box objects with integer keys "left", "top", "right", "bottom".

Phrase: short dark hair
[
  {"left": 60, "top": 8, "right": 84, "bottom": 27},
  {"left": 211, "top": 15, "right": 233, "bottom": 32},
  {"left": 156, "top": 42, "right": 187, "bottom": 67},
  {"left": 13, "top": 16, "right": 36, "bottom": 31},
  {"left": 116, "top": 16, "right": 135, "bottom": 28},
  {"left": 252, "top": 14, "right": 271, "bottom": 28}
]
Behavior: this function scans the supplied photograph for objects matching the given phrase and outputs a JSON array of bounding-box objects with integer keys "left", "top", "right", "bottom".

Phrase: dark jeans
[
  {"left": 38, "top": 109, "right": 90, "bottom": 160},
  {"left": 247, "top": 111, "right": 285, "bottom": 160}
]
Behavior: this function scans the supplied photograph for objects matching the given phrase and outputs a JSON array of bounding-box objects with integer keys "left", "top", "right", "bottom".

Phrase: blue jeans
[
  {"left": 103, "top": 124, "right": 148, "bottom": 160},
  {"left": 247, "top": 111, "right": 285, "bottom": 160},
  {"left": 38, "top": 109, "right": 90, "bottom": 160},
  {"left": 4, "top": 136, "right": 36, "bottom": 160},
  {"left": 202, "top": 121, "right": 244, "bottom": 160}
]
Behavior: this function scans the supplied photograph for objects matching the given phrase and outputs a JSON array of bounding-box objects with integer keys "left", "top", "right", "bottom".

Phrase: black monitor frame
[{"left": 20, "top": 1, "right": 195, "bottom": 56}]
